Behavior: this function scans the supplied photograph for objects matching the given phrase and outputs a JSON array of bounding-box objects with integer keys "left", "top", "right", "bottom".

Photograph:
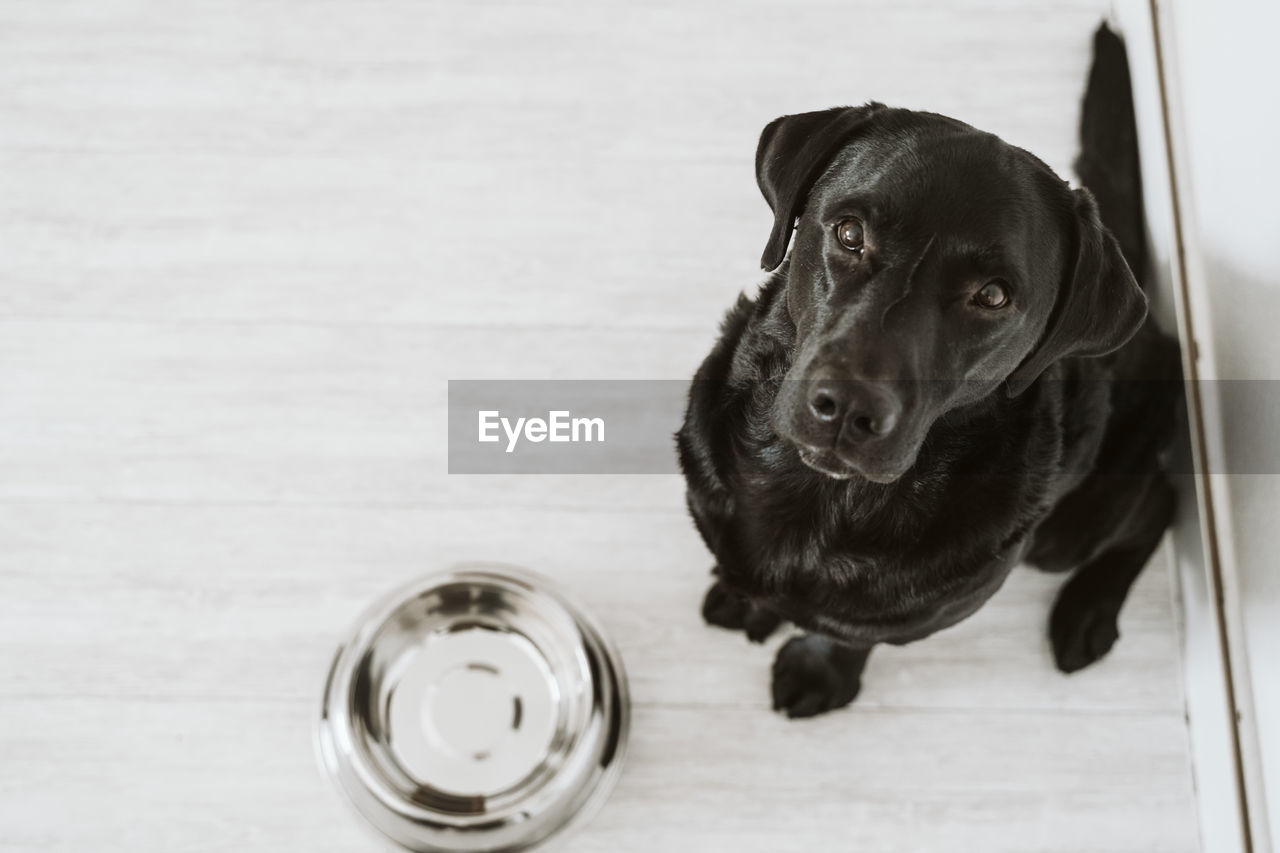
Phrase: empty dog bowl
[{"left": 316, "top": 565, "right": 629, "bottom": 852}]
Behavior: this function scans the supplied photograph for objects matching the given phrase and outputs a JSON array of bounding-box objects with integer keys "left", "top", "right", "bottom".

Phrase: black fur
[{"left": 678, "top": 24, "right": 1181, "bottom": 718}]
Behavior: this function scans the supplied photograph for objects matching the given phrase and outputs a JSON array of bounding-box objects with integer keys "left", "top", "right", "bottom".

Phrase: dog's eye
[
  {"left": 973, "top": 280, "right": 1010, "bottom": 310},
  {"left": 834, "top": 219, "right": 865, "bottom": 254}
]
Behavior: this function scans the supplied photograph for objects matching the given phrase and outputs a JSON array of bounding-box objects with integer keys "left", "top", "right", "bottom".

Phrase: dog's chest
[{"left": 723, "top": 459, "right": 1025, "bottom": 642}]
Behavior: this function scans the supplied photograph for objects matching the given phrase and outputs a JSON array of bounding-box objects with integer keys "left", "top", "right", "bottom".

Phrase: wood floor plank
[
  {"left": 2, "top": 0, "right": 1108, "bottom": 330},
  {"left": 0, "top": 320, "right": 707, "bottom": 507},
  {"left": 0, "top": 698, "right": 1197, "bottom": 853},
  {"left": 0, "top": 503, "right": 1185, "bottom": 714}
]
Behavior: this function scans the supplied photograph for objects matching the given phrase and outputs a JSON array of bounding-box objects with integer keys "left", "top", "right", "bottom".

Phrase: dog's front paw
[
  {"left": 771, "top": 635, "right": 866, "bottom": 719},
  {"left": 1050, "top": 584, "right": 1122, "bottom": 673},
  {"left": 701, "top": 578, "right": 782, "bottom": 643}
]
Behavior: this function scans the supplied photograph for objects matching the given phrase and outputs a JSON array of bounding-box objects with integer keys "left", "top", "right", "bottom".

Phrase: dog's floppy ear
[
  {"left": 756, "top": 103, "right": 884, "bottom": 271},
  {"left": 1005, "top": 187, "right": 1147, "bottom": 396}
]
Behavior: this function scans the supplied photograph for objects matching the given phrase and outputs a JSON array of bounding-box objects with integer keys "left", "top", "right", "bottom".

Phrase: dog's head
[{"left": 760, "top": 104, "right": 1146, "bottom": 483}]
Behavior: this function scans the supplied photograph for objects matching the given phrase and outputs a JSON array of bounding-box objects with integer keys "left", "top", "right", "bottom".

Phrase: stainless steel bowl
[{"left": 317, "top": 565, "right": 629, "bottom": 852}]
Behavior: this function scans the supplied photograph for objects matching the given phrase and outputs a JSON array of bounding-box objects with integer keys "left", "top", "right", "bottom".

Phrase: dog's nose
[{"left": 806, "top": 372, "right": 901, "bottom": 439}]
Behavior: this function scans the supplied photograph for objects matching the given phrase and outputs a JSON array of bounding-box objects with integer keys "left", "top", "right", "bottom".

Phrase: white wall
[{"left": 1162, "top": 0, "right": 1280, "bottom": 847}]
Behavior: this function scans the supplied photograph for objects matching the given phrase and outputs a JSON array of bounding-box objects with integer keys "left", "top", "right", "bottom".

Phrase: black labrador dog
[{"left": 678, "top": 26, "right": 1181, "bottom": 718}]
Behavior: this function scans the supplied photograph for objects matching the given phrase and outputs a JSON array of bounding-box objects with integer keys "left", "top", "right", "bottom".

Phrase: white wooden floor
[{"left": 0, "top": 1, "right": 1200, "bottom": 851}]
